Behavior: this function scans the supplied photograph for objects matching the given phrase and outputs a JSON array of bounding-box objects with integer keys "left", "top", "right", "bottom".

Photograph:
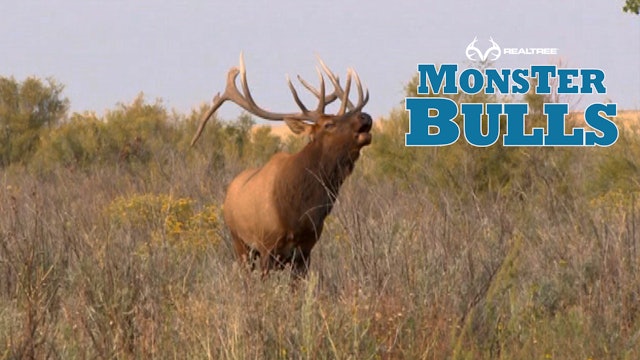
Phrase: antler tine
[
  {"left": 237, "top": 54, "right": 269, "bottom": 118},
  {"left": 290, "top": 68, "right": 331, "bottom": 117},
  {"left": 337, "top": 70, "right": 352, "bottom": 116},
  {"left": 236, "top": 53, "right": 310, "bottom": 120},
  {"left": 296, "top": 73, "right": 339, "bottom": 106},
  {"left": 316, "top": 67, "right": 326, "bottom": 114},
  {"left": 286, "top": 75, "right": 310, "bottom": 116},
  {"left": 190, "top": 67, "right": 242, "bottom": 146},
  {"left": 346, "top": 68, "right": 370, "bottom": 114},
  {"left": 296, "top": 74, "right": 317, "bottom": 95},
  {"left": 190, "top": 93, "right": 222, "bottom": 146},
  {"left": 352, "top": 69, "right": 363, "bottom": 106},
  {"left": 317, "top": 56, "right": 355, "bottom": 110}
]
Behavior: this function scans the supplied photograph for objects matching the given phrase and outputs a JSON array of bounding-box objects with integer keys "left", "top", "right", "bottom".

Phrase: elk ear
[{"left": 284, "top": 117, "right": 313, "bottom": 136}]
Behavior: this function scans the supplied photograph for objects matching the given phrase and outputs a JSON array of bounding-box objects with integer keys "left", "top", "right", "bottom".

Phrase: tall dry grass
[{"left": 1, "top": 114, "right": 640, "bottom": 359}]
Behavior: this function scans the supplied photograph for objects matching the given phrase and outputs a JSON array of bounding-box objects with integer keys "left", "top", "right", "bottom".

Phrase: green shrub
[{"left": 0, "top": 76, "right": 68, "bottom": 166}]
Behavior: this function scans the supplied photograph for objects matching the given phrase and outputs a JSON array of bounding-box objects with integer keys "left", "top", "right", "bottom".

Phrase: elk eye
[{"left": 323, "top": 122, "right": 335, "bottom": 130}]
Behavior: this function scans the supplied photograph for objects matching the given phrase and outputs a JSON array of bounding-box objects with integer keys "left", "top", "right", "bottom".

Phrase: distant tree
[
  {"left": 103, "top": 93, "right": 172, "bottom": 163},
  {"left": 245, "top": 125, "right": 281, "bottom": 165},
  {"left": 33, "top": 112, "right": 105, "bottom": 169},
  {"left": 0, "top": 76, "right": 69, "bottom": 166},
  {"left": 32, "top": 93, "right": 181, "bottom": 169},
  {"left": 222, "top": 113, "right": 254, "bottom": 161},
  {"left": 624, "top": 0, "right": 639, "bottom": 14}
]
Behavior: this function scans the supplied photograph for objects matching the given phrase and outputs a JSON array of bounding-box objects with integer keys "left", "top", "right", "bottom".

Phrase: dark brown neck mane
[{"left": 273, "top": 139, "right": 359, "bottom": 235}]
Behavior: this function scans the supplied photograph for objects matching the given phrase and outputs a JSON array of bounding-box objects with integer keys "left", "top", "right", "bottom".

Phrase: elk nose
[{"left": 358, "top": 113, "right": 372, "bottom": 132}]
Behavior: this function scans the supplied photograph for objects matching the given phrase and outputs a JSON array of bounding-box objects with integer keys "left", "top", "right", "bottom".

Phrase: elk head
[
  {"left": 191, "top": 53, "right": 370, "bottom": 150},
  {"left": 192, "top": 54, "right": 371, "bottom": 278}
]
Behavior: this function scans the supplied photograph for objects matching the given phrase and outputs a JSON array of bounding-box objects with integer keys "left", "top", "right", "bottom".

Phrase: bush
[
  {"left": 0, "top": 76, "right": 68, "bottom": 166},
  {"left": 106, "top": 193, "right": 222, "bottom": 255}
]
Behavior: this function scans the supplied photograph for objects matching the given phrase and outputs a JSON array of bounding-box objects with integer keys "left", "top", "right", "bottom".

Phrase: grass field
[{"left": 1, "top": 107, "right": 639, "bottom": 359}]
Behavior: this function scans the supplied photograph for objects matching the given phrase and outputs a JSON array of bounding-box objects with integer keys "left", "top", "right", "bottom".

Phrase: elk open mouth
[
  {"left": 356, "top": 125, "right": 372, "bottom": 146},
  {"left": 358, "top": 121, "right": 372, "bottom": 134},
  {"left": 355, "top": 114, "right": 373, "bottom": 147}
]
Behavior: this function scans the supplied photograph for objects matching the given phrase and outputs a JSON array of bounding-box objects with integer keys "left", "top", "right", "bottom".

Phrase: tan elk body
[{"left": 192, "top": 54, "right": 371, "bottom": 277}]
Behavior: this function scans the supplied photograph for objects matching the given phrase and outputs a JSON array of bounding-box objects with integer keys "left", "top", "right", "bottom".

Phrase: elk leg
[
  {"left": 260, "top": 251, "right": 276, "bottom": 278},
  {"left": 231, "top": 234, "right": 255, "bottom": 271},
  {"left": 291, "top": 247, "right": 311, "bottom": 279}
]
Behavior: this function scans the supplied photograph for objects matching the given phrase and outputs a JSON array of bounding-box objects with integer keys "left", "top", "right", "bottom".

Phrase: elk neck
[
  {"left": 294, "top": 138, "right": 358, "bottom": 197},
  {"left": 273, "top": 138, "right": 359, "bottom": 231}
]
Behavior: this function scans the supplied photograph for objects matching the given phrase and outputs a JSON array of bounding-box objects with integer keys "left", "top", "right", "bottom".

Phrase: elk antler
[
  {"left": 315, "top": 57, "right": 369, "bottom": 115},
  {"left": 191, "top": 53, "right": 369, "bottom": 146}
]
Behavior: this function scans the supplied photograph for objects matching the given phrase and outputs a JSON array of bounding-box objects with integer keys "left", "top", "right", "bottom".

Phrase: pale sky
[{"left": 2, "top": 1, "right": 639, "bottom": 121}]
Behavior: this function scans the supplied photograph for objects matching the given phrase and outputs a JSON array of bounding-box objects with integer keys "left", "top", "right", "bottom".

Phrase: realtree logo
[
  {"left": 466, "top": 37, "right": 501, "bottom": 62},
  {"left": 466, "top": 37, "right": 559, "bottom": 62}
]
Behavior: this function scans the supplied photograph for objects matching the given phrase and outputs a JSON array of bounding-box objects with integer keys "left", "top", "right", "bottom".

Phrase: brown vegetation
[{"left": 1, "top": 76, "right": 639, "bottom": 358}]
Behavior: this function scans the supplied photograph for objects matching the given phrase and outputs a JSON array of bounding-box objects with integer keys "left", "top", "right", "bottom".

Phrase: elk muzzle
[{"left": 356, "top": 112, "right": 373, "bottom": 147}]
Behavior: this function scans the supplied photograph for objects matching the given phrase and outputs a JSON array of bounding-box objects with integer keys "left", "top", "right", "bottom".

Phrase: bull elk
[{"left": 191, "top": 54, "right": 371, "bottom": 278}]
